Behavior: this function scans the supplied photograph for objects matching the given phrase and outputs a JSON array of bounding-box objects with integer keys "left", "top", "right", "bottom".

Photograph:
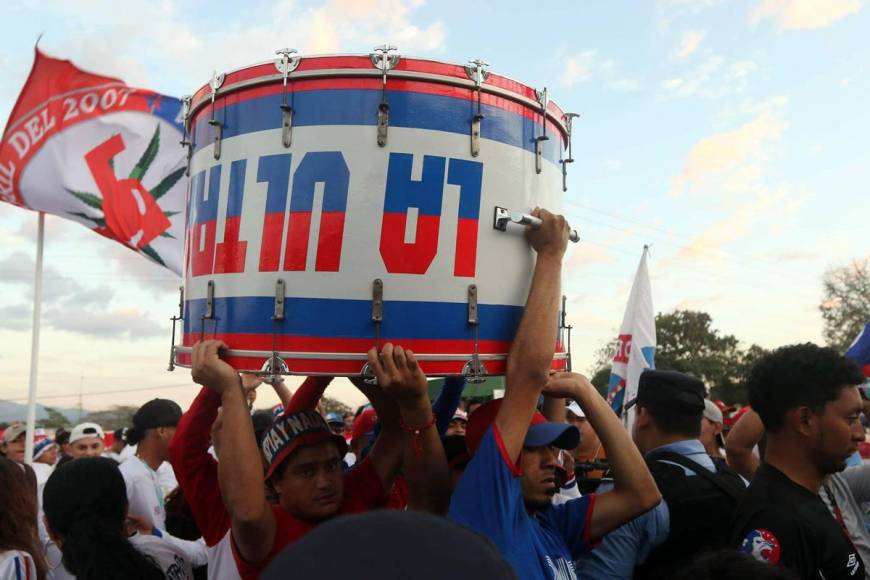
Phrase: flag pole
[{"left": 24, "top": 211, "right": 45, "bottom": 464}]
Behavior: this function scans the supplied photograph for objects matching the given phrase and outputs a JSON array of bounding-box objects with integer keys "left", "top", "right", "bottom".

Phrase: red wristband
[{"left": 399, "top": 414, "right": 436, "bottom": 457}]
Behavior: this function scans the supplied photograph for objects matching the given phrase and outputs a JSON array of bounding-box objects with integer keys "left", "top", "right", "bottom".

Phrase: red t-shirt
[{"left": 231, "top": 458, "right": 387, "bottom": 579}]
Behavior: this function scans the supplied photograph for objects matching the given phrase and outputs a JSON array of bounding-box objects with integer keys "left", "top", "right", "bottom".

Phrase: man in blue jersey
[{"left": 448, "top": 208, "right": 662, "bottom": 580}]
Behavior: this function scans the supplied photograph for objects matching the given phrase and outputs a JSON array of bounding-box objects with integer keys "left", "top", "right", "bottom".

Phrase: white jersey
[
  {"left": 157, "top": 461, "right": 178, "bottom": 497},
  {"left": 0, "top": 550, "right": 37, "bottom": 580},
  {"left": 207, "top": 533, "right": 241, "bottom": 580},
  {"left": 120, "top": 457, "right": 166, "bottom": 529},
  {"left": 129, "top": 533, "right": 207, "bottom": 580}
]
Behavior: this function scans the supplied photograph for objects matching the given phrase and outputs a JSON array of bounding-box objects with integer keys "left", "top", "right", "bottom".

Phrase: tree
[
  {"left": 590, "top": 366, "right": 612, "bottom": 399},
  {"left": 589, "top": 310, "right": 768, "bottom": 405},
  {"left": 81, "top": 406, "right": 138, "bottom": 431},
  {"left": 820, "top": 259, "right": 870, "bottom": 353},
  {"left": 40, "top": 406, "right": 70, "bottom": 430},
  {"left": 320, "top": 396, "right": 353, "bottom": 416}
]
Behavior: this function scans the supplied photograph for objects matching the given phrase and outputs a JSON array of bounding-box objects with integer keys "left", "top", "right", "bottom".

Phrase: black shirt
[{"left": 732, "top": 463, "right": 865, "bottom": 579}]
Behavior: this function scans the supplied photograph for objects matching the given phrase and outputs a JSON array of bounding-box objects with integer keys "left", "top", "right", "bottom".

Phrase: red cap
[
  {"left": 352, "top": 407, "right": 378, "bottom": 444},
  {"left": 724, "top": 405, "right": 751, "bottom": 428}
]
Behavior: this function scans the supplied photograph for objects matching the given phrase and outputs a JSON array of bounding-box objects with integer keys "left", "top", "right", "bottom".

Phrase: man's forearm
[
  {"left": 217, "top": 378, "right": 268, "bottom": 522},
  {"left": 400, "top": 400, "right": 450, "bottom": 515},
  {"left": 506, "top": 254, "right": 562, "bottom": 386},
  {"left": 574, "top": 386, "right": 657, "bottom": 500}
]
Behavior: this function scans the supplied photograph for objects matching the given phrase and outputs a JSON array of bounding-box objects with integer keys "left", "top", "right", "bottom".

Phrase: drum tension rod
[
  {"left": 265, "top": 279, "right": 287, "bottom": 385},
  {"left": 561, "top": 113, "right": 579, "bottom": 192},
  {"left": 464, "top": 284, "right": 487, "bottom": 384},
  {"left": 208, "top": 71, "right": 225, "bottom": 160},
  {"left": 200, "top": 280, "right": 215, "bottom": 341},
  {"left": 363, "top": 278, "right": 384, "bottom": 385},
  {"left": 370, "top": 45, "right": 400, "bottom": 147},
  {"left": 274, "top": 49, "right": 300, "bottom": 148},
  {"left": 534, "top": 88, "right": 550, "bottom": 175},
  {"left": 465, "top": 58, "right": 490, "bottom": 158},
  {"left": 167, "top": 285, "right": 184, "bottom": 371},
  {"left": 561, "top": 294, "right": 573, "bottom": 372},
  {"left": 179, "top": 96, "right": 193, "bottom": 177}
]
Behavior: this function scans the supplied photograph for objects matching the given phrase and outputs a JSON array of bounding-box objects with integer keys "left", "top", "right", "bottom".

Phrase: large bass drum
[{"left": 170, "top": 48, "right": 578, "bottom": 380}]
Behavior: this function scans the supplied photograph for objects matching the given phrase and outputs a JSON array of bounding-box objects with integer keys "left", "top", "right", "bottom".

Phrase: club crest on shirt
[{"left": 740, "top": 529, "right": 781, "bottom": 565}]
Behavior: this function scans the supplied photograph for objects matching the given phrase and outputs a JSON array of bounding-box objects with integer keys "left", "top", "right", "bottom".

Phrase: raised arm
[
  {"left": 496, "top": 208, "right": 569, "bottom": 464},
  {"left": 724, "top": 408, "right": 763, "bottom": 479},
  {"left": 285, "top": 376, "right": 333, "bottom": 414},
  {"left": 544, "top": 372, "right": 661, "bottom": 541},
  {"left": 368, "top": 343, "right": 451, "bottom": 514},
  {"left": 167, "top": 386, "right": 229, "bottom": 546},
  {"left": 190, "top": 340, "right": 275, "bottom": 564},
  {"left": 348, "top": 372, "right": 403, "bottom": 491},
  {"left": 432, "top": 376, "right": 467, "bottom": 436}
]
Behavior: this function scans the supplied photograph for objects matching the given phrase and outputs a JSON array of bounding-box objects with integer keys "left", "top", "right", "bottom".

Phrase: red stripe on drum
[
  {"left": 214, "top": 215, "right": 247, "bottom": 274},
  {"left": 259, "top": 212, "right": 286, "bottom": 272}
]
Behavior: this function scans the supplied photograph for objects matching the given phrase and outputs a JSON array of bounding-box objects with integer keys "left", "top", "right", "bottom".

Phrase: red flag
[{"left": 0, "top": 49, "right": 187, "bottom": 273}]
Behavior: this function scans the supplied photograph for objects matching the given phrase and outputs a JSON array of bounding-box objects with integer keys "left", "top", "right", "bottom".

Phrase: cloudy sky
[{"left": 0, "top": 0, "right": 867, "bottom": 412}]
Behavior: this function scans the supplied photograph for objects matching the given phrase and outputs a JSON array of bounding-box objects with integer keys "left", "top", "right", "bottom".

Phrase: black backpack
[{"left": 634, "top": 451, "right": 746, "bottom": 580}]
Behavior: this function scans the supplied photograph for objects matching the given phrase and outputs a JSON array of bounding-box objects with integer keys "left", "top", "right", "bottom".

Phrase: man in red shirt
[{"left": 189, "top": 339, "right": 447, "bottom": 579}]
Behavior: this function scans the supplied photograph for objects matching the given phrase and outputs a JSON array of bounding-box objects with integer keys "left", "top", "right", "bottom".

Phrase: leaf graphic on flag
[
  {"left": 130, "top": 126, "right": 160, "bottom": 181},
  {"left": 151, "top": 167, "right": 185, "bottom": 201}
]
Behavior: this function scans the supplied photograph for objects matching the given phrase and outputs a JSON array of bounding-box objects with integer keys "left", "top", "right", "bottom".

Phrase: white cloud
[
  {"left": 673, "top": 30, "right": 707, "bottom": 59},
  {"left": 560, "top": 51, "right": 596, "bottom": 87},
  {"left": 670, "top": 106, "right": 788, "bottom": 198},
  {"left": 751, "top": 0, "right": 863, "bottom": 30},
  {"left": 662, "top": 56, "right": 759, "bottom": 100},
  {"left": 558, "top": 50, "right": 641, "bottom": 93},
  {"left": 21, "top": 0, "right": 446, "bottom": 99}
]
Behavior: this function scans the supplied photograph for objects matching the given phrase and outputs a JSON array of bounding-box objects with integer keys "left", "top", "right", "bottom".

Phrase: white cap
[
  {"left": 567, "top": 401, "right": 586, "bottom": 419},
  {"left": 703, "top": 399, "right": 723, "bottom": 424},
  {"left": 2, "top": 423, "right": 27, "bottom": 444},
  {"left": 452, "top": 409, "right": 468, "bottom": 422},
  {"left": 69, "top": 422, "right": 105, "bottom": 444}
]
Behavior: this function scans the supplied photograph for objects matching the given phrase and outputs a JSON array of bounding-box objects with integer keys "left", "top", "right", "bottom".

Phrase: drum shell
[{"left": 177, "top": 56, "right": 570, "bottom": 376}]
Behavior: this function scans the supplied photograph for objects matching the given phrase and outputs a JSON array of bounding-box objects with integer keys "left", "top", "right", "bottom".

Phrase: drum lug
[
  {"left": 275, "top": 49, "right": 299, "bottom": 149},
  {"left": 281, "top": 105, "right": 293, "bottom": 148},
  {"left": 471, "top": 115, "right": 482, "bottom": 157},
  {"left": 467, "top": 284, "right": 479, "bottom": 326},
  {"left": 273, "top": 279, "right": 285, "bottom": 321},
  {"left": 377, "top": 103, "right": 390, "bottom": 147},
  {"left": 370, "top": 45, "right": 400, "bottom": 148},
  {"left": 167, "top": 285, "right": 184, "bottom": 371},
  {"left": 209, "top": 120, "right": 222, "bottom": 160},
  {"left": 535, "top": 88, "right": 549, "bottom": 174},
  {"left": 371, "top": 278, "right": 384, "bottom": 323},
  {"left": 180, "top": 95, "right": 193, "bottom": 177},
  {"left": 465, "top": 59, "right": 489, "bottom": 158},
  {"left": 561, "top": 112, "right": 579, "bottom": 191},
  {"left": 208, "top": 72, "right": 225, "bottom": 160},
  {"left": 561, "top": 294, "right": 573, "bottom": 372},
  {"left": 465, "top": 284, "right": 486, "bottom": 383},
  {"left": 204, "top": 280, "right": 215, "bottom": 319}
]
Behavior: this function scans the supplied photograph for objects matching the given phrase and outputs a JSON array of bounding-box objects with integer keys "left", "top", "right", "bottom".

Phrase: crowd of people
[{"left": 1, "top": 208, "right": 868, "bottom": 580}]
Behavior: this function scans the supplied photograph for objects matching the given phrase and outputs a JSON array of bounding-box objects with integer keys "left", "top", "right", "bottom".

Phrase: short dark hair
[
  {"left": 639, "top": 398, "right": 702, "bottom": 438},
  {"left": 748, "top": 343, "right": 864, "bottom": 433}
]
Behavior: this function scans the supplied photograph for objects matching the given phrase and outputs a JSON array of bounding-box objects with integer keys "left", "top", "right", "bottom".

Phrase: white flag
[{"left": 606, "top": 246, "right": 656, "bottom": 428}]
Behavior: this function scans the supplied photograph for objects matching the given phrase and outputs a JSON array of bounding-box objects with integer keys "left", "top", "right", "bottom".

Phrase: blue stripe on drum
[
  {"left": 183, "top": 296, "right": 523, "bottom": 340},
  {"left": 190, "top": 89, "right": 564, "bottom": 166}
]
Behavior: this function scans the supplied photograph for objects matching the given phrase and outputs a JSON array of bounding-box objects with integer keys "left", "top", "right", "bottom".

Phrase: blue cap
[{"left": 325, "top": 412, "right": 344, "bottom": 425}]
